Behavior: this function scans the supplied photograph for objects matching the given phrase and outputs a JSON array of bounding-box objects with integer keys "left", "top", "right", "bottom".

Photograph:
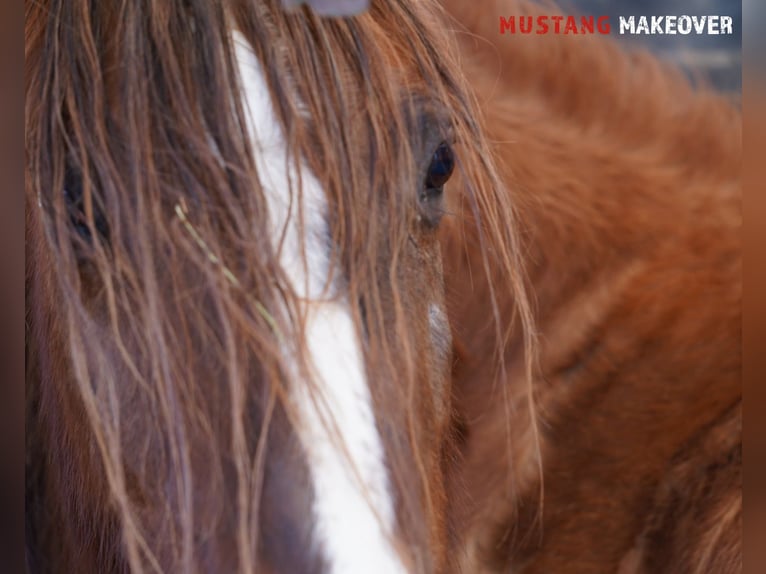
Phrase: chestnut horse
[
  {"left": 25, "top": 0, "right": 533, "bottom": 572},
  {"left": 439, "top": 1, "right": 741, "bottom": 573},
  {"left": 25, "top": 0, "right": 741, "bottom": 573}
]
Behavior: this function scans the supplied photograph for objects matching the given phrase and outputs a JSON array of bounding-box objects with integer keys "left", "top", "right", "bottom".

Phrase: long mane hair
[{"left": 25, "top": 0, "right": 536, "bottom": 571}]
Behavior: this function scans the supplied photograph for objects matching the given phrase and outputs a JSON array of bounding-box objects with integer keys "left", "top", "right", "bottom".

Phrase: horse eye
[
  {"left": 424, "top": 141, "right": 455, "bottom": 190},
  {"left": 64, "top": 166, "right": 109, "bottom": 242}
]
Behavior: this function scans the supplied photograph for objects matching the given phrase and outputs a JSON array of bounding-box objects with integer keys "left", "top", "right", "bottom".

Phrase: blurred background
[{"left": 563, "top": 0, "right": 742, "bottom": 93}]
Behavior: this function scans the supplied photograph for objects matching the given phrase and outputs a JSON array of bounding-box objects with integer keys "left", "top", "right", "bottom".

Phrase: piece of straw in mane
[{"left": 25, "top": 0, "right": 537, "bottom": 571}]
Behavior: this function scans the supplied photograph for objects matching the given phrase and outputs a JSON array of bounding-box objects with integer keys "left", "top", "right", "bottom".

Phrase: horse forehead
[
  {"left": 232, "top": 32, "right": 326, "bottom": 291},
  {"left": 231, "top": 33, "right": 289, "bottom": 147},
  {"left": 232, "top": 31, "right": 407, "bottom": 574}
]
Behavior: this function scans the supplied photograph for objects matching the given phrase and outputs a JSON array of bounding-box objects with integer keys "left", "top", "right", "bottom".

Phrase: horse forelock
[{"left": 25, "top": 0, "right": 537, "bottom": 572}]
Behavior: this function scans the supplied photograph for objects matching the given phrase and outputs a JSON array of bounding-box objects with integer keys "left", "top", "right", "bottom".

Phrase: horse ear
[{"left": 280, "top": 0, "right": 369, "bottom": 17}]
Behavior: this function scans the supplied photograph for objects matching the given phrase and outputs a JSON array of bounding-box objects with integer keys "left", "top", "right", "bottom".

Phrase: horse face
[
  {"left": 26, "top": 2, "right": 480, "bottom": 573},
  {"left": 232, "top": 31, "right": 456, "bottom": 572}
]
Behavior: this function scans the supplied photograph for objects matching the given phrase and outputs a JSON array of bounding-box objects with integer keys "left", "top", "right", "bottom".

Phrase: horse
[
  {"left": 25, "top": 0, "right": 741, "bottom": 573},
  {"left": 25, "top": 0, "right": 534, "bottom": 572},
  {"left": 437, "top": 1, "right": 741, "bottom": 572}
]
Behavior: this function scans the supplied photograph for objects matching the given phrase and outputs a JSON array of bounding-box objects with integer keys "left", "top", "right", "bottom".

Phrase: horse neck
[
  {"left": 440, "top": 4, "right": 741, "bottom": 564},
  {"left": 441, "top": 0, "right": 740, "bottom": 367},
  {"left": 440, "top": 3, "right": 741, "bottom": 519}
]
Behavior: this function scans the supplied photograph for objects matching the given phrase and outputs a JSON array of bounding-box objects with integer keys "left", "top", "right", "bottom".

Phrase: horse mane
[
  {"left": 25, "top": 0, "right": 536, "bottom": 571},
  {"left": 438, "top": 1, "right": 740, "bottom": 571}
]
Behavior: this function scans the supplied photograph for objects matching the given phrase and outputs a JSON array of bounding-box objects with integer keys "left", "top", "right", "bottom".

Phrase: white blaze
[{"left": 232, "top": 33, "right": 406, "bottom": 574}]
